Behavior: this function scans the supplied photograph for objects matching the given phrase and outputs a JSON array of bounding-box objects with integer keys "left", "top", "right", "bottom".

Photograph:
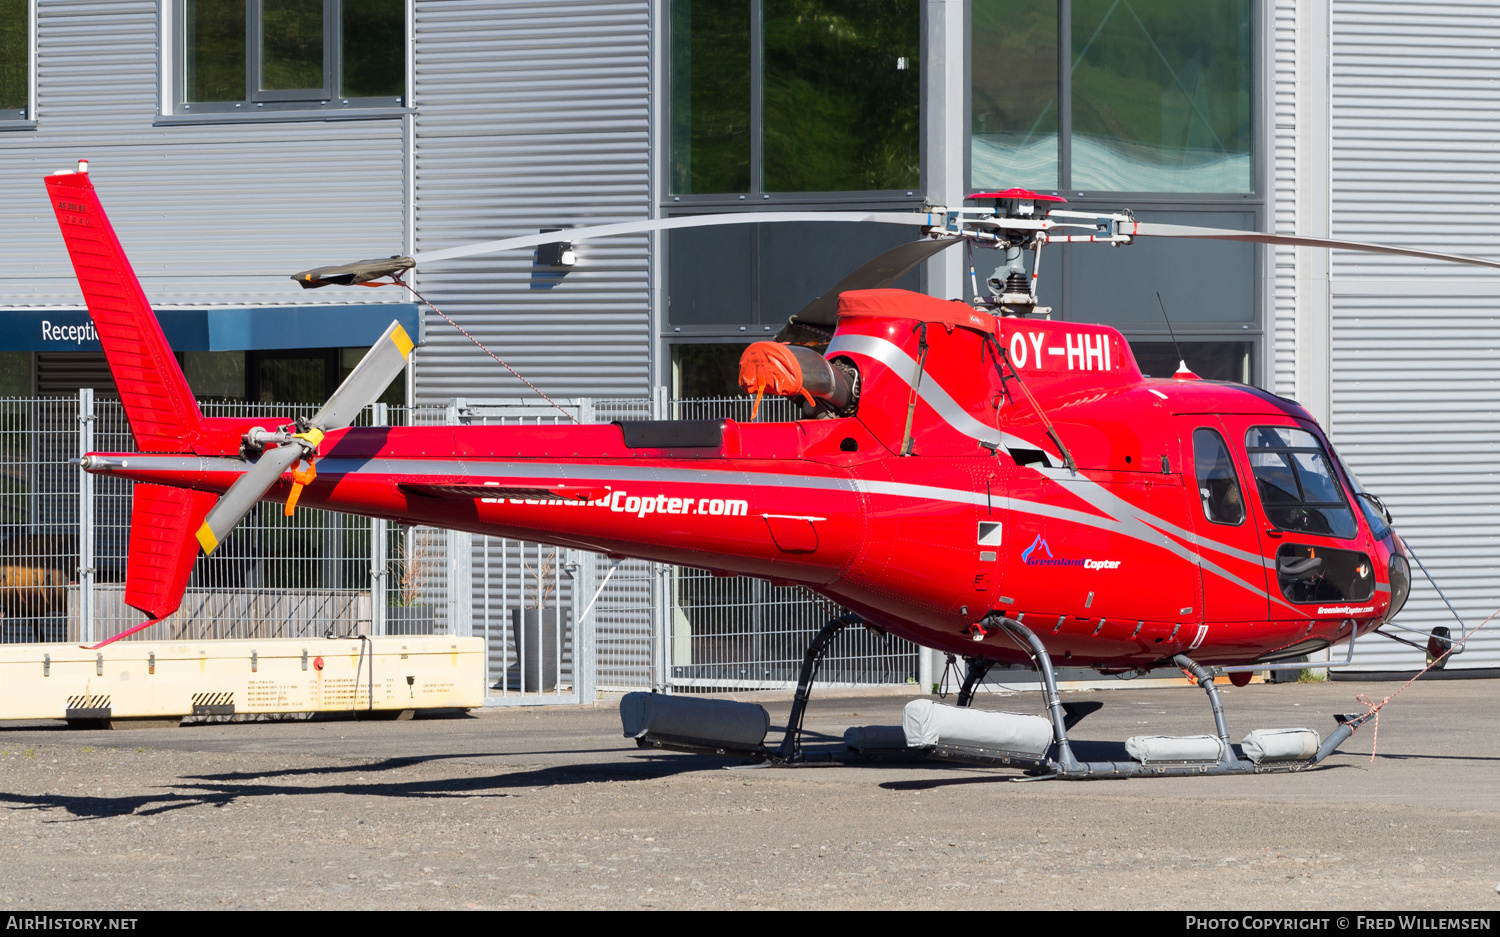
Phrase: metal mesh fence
[
  {"left": 0, "top": 397, "right": 81, "bottom": 644},
  {"left": 0, "top": 390, "right": 919, "bottom": 699},
  {"left": 669, "top": 571, "right": 919, "bottom": 690},
  {"left": 458, "top": 400, "right": 578, "bottom": 703}
]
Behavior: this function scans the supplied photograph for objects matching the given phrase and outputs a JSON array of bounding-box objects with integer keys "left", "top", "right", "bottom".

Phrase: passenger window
[
  {"left": 1244, "top": 425, "right": 1357, "bottom": 539},
  {"left": 1192, "top": 428, "right": 1245, "bottom": 525}
]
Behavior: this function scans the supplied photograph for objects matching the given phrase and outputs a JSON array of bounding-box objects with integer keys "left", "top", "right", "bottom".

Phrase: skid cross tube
[
  {"left": 992, "top": 617, "right": 1083, "bottom": 773},
  {"left": 1171, "top": 654, "right": 1243, "bottom": 771},
  {"left": 775, "top": 613, "right": 864, "bottom": 762},
  {"left": 988, "top": 617, "right": 1357, "bottom": 778}
]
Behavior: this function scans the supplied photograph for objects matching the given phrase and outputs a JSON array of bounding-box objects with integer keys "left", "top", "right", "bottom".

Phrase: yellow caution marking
[
  {"left": 392, "top": 323, "right": 414, "bottom": 359},
  {"left": 195, "top": 522, "right": 219, "bottom": 555}
]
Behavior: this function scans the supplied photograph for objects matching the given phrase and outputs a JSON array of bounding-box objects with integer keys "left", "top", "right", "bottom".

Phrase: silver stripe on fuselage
[
  {"left": 819, "top": 331, "right": 1282, "bottom": 603},
  {"left": 107, "top": 401, "right": 1280, "bottom": 605},
  {"left": 826, "top": 333, "right": 1037, "bottom": 453},
  {"left": 821, "top": 335, "right": 1263, "bottom": 571}
]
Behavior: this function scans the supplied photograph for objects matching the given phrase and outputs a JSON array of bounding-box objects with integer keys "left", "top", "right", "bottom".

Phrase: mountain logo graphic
[
  {"left": 1021, "top": 534, "right": 1053, "bottom": 564},
  {"left": 1020, "top": 534, "right": 1091, "bottom": 567}
]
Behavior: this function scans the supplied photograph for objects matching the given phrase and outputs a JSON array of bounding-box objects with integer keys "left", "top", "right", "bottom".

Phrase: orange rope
[{"left": 1353, "top": 604, "right": 1500, "bottom": 761}]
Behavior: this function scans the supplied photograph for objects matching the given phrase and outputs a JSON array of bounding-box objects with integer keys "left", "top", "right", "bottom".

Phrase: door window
[
  {"left": 1192, "top": 428, "right": 1245, "bottom": 525},
  {"left": 1244, "top": 426, "right": 1357, "bottom": 539}
]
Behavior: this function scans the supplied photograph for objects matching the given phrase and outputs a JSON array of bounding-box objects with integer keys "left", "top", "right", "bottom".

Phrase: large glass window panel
[
  {"left": 668, "top": 222, "right": 921, "bottom": 329},
  {"left": 341, "top": 0, "right": 404, "bottom": 98},
  {"left": 755, "top": 221, "right": 918, "bottom": 320},
  {"left": 260, "top": 0, "right": 325, "bottom": 93},
  {"left": 762, "top": 0, "right": 919, "bottom": 192},
  {"left": 185, "top": 0, "right": 248, "bottom": 102},
  {"left": 673, "top": 343, "right": 753, "bottom": 398},
  {"left": 1130, "top": 340, "right": 1251, "bottom": 383},
  {"left": 0, "top": 0, "right": 26, "bottom": 114},
  {"left": 1071, "top": 0, "right": 1252, "bottom": 192},
  {"left": 184, "top": 351, "right": 248, "bottom": 399},
  {"left": 670, "top": 0, "right": 753, "bottom": 194},
  {"left": 971, "top": 0, "right": 1059, "bottom": 190},
  {"left": 1067, "top": 209, "right": 1254, "bottom": 326},
  {"left": 668, "top": 225, "right": 756, "bottom": 326},
  {"left": 0, "top": 352, "right": 29, "bottom": 395},
  {"left": 255, "top": 353, "right": 328, "bottom": 404}
]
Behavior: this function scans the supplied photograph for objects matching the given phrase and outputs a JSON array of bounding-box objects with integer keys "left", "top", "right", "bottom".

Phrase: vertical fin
[
  {"left": 44, "top": 169, "right": 204, "bottom": 452},
  {"left": 124, "top": 483, "right": 216, "bottom": 621}
]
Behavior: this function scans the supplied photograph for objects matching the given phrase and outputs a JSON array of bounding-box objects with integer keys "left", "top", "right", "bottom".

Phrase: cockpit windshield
[{"left": 1244, "top": 426, "right": 1358, "bottom": 539}]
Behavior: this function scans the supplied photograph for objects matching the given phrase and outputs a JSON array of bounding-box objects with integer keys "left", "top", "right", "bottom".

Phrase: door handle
[{"left": 1264, "top": 528, "right": 1283, "bottom": 539}]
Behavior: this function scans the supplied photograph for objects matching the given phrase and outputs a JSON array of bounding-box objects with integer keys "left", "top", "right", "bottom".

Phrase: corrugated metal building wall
[
  {"left": 0, "top": 1, "right": 406, "bottom": 310},
  {"left": 409, "top": 0, "right": 653, "bottom": 403},
  {"left": 1327, "top": 0, "right": 1500, "bottom": 670},
  {"left": 1272, "top": 0, "right": 1298, "bottom": 398}
]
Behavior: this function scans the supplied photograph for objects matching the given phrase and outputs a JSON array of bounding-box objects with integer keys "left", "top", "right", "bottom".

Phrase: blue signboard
[{"left": 0, "top": 304, "right": 421, "bottom": 352}]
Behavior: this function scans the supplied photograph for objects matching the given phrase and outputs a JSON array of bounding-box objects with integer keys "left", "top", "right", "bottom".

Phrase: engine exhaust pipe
[{"left": 738, "top": 341, "right": 856, "bottom": 417}]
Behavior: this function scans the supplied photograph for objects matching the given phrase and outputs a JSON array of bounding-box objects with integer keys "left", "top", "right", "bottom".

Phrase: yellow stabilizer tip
[
  {"left": 195, "top": 522, "right": 219, "bottom": 555},
  {"left": 392, "top": 323, "right": 415, "bottom": 359}
]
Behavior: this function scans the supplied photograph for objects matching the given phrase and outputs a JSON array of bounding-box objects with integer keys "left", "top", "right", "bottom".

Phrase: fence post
[
  {"left": 77, "top": 389, "right": 95, "bottom": 645},
  {"left": 648, "top": 387, "right": 670, "bottom": 690},
  {"left": 370, "top": 403, "right": 388, "bottom": 637},
  {"left": 445, "top": 399, "right": 473, "bottom": 636},
  {"left": 575, "top": 398, "right": 596, "bottom": 703}
]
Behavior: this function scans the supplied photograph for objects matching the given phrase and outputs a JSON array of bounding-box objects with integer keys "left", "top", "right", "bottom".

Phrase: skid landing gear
[
  {"left": 774, "top": 613, "right": 861, "bottom": 762},
  {"left": 621, "top": 614, "right": 1372, "bottom": 778},
  {"left": 990, "top": 616, "right": 1371, "bottom": 779},
  {"left": 956, "top": 657, "right": 996, "bottom": 707}
]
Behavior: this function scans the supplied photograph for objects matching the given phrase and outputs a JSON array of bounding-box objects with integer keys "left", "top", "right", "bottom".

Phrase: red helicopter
[{"left": 47, "top": 165, "right": 1500, "bottom": 778}]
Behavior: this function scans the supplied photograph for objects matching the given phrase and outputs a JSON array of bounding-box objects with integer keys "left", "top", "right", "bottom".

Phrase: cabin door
[{"left": 1182, "top": 417, "right": 1271, "bottom": 623}]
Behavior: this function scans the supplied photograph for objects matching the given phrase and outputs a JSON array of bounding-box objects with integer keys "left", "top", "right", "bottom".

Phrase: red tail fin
[
  {"left": 45, "top": 168, "right": 204, "bottom": 452},
  {"left": 124, "top": 483, "right": 217, "bottom": 620}
]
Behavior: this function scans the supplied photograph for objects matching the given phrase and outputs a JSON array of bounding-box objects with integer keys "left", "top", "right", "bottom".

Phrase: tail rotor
[{"left": 195, "top": 319, "right": 414, "bottom": 555}]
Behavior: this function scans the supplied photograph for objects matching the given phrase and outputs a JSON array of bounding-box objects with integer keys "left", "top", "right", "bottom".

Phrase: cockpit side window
[
  {"left": 1192, "top": 428, "right": 1245, "bottom": 526},
  {"left": 1244, "top": 426, "right": 1358, "bottom": 539}
]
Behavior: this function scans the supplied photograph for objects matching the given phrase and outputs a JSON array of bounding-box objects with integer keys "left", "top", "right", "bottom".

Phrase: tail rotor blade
[
  {"left": 195, "top": 444, "right": 303, "bottom": 555},
  {"left": 309, "top": 319, "right": 414, "bottom": 432},
  {"left": 1124, "top": 222, "right": 1500, "bottom": 271},
  {"left": 194, "top": 320, "right": 415, "bottom": 556}
]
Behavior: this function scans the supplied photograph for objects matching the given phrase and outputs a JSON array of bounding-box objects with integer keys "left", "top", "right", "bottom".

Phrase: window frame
[
  {"left": 968, "top": 0, "right": 1261, "bottom": 199},
  {"left": 166, "top": 0, "right": 410, "bottom": 121},
  {"left": 0, "top": 0, "right": 35, "bottom": 131},
  {"left": 965, "top": 0, "right": 1272, "bottom": 389},
  {"left": 1192, "top": 426, "right": 1247, "bottom": 527},
  {"left": 663, "top": 0, "right": 924, "bottom": 204},
  {"left": 1243, "top": 424, "right": 1360, "bottom": 541}
]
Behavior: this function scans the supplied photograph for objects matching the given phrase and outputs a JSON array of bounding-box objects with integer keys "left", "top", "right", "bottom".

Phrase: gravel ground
[{"left": 1, "top": 677, "right": 1497, "bottom": 911}]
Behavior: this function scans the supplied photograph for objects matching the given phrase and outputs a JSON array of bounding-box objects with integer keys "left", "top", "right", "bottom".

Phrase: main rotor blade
[
  {"left": 411, "top": 210, "right": 938, "bottom": 265},
  {"left": 793, "top": 237, "right": 964, "bottom": 327},
  {"left": 195, "top": 444, "right": 303, "bottom": 555},
  {"left": 1124, "top": 222, "right": 1500, "bottom": 270},
  {"left": 310, "top": 319, "right": 415, "bottom": 431}
]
